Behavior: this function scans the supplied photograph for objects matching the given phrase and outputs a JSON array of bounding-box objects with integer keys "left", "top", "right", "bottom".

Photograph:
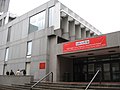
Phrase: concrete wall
[{"left": 0, "top": 75, "right": 34, "bottom": 85}]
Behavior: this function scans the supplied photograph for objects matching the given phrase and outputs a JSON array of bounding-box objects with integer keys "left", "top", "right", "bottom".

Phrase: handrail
[
  {"left": 85, "top": 70, "right": 100, "bottom": 90},
  {"left": 30, "top": 72, "right": 53, "bottom": 90}
]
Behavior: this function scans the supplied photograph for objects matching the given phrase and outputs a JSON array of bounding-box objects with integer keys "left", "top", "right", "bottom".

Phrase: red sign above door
[{"left": 63, "top": 36, "right": 107, "bottom": 53}]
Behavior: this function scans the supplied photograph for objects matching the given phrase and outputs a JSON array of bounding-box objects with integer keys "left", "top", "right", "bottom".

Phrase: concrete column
[
  {"left": 69, "top": 21, "right": 75, "bottom": 41},
  {"left": 48, "top": 36, "right": 59, "bottom": 82},
  {"left": 61, "top": 17, "right": 69, "bottom": 40},
  {"left": 86, "top": 30, "right": 90, "bottom": 38},
  {"left": 75, "top": 24, "right": 81, "bottom": 40},
  {"left": 4, "top": 0, "right": 10, "bottom": 12},
  {"left": 0, "top": 0, "right": 10, "bottom": 12},
  {"left": 2, "top": 18, "right": 5, "bottom": 25},
  {"left": 81, "top": 28, "right": 86, "bottom": 39},
  {"left": 45, "top": 9, "right": 49, "bottom": 28}
]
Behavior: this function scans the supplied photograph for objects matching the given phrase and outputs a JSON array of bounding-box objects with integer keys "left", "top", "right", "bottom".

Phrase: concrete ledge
[{"left": 0, "top": 75, "right": 34, "bottom": 85}]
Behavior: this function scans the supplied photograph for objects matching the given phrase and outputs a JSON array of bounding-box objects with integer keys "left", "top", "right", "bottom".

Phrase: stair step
[{"left": 0, "top": 82, "right": 120, "bottom": 90}]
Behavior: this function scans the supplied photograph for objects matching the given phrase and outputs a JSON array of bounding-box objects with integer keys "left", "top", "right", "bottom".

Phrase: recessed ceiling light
[
  {"left": 108, "top": 50, "right": 116, "bottom": 52},
  {"left": 88, "top": 53, "right": 94, "bottom": 55},
  {"left": 70, "top": 56, "right": 76, "bottom": 57}
]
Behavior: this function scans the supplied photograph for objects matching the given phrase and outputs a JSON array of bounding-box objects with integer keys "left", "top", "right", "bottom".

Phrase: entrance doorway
[
  {"left": 25, "top": 62, "right": 31, "bottom": 75},
  {"left": 73, "top": 60, "right": 86, "bottom": 82},
  {"left": 73, "top": 54, "right": 120, "bottom": 82}
]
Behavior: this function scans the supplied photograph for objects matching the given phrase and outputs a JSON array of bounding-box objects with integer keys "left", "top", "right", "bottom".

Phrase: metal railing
[
  {"left": 85, "top": 70, "right": 100, "bottom": 90},
  {"left": 30, "top": 72, "right": 53, "bottom": 90}
]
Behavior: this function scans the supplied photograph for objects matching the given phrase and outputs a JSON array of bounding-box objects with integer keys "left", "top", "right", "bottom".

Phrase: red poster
[
  {"left": 63, "top": 36, "right": 107, "bottom": 53},
  {"left": 39, "top": 62, "right": 46, "bottom": 69}
]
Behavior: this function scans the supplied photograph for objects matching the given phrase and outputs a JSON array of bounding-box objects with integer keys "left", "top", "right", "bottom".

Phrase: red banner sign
[{"left": 63, "top": 36, "right": 107, "bottom": 53}]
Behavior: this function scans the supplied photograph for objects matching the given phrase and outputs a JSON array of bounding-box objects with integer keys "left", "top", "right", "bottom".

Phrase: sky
[{"left": 9, "top": 0, "right": 120, "bottom": 34}]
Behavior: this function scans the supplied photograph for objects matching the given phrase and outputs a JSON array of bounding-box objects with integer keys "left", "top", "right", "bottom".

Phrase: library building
[{"left": 0, "top": 0, "right": 120, "bottom": 82}]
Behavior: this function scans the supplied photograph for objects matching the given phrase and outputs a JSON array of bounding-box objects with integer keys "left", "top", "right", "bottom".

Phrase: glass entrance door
[
  {"left": 103, "top": 63, "right": 111, "bottom": 81},
  {"left": 94, "top": 63, "right": 102, "bottom": 82},
  {"left": 73, "top": 61, "right": 86, "bottom": 82},
  {"left": 112, "top": 63, "right": 120, "bottom": 81}
]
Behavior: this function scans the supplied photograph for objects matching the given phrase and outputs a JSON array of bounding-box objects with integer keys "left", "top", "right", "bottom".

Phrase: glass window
[
  {"left": 7, "top": 26, "right": 11, "bottom": 42},
  {"left": 112, "top": 63, "right": 119, "bottom": 72},
  {"left": 0, "top": 19, "right": 2, "bottom": 27},
  {"left": 29, "top": 11, "right": 46, "bottom": 33},
  {"left": 49, "top": 6, "right": 54, "bottom": 27},
  {"left": 5, "top": 47, "right": 9, "bottom": 61},
  {"left": 27, "top": 41, "right": 32, "bottom": 56}
]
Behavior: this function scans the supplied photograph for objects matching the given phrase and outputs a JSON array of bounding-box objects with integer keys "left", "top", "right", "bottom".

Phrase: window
[
  {"left": 27, "top": 41, "right": 32, "bottom": 57},
  {"left": 7, "top": 26, "right": 11, "bottom": 42},
  {"left": 5, "top": 47, "right": 9, "bottom": 61},
  {"left": 29, "top": 11, "right": 46, "bottom": 33},
  {"left": 0, "top": 19, "right": 2, "bottom": 27},
  {"left": 49, "top": 6, "right": 54, "bottom": 27}
]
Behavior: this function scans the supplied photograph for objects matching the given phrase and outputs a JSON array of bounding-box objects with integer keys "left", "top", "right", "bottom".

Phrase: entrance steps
[{"left": 0, "top": 82, "right": 120, "bottom": 90}]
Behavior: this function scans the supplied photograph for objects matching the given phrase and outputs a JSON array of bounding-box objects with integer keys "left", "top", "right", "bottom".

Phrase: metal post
[
  {"left": 51, "top": 72, "right": 53, "bottom": 82},
  {"left": 85, "top": 70, "right": 100, "bottom": 90}
]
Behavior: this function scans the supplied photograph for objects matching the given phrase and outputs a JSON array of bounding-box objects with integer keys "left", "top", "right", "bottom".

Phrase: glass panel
[
  {"left": 5, "top": 47, "right": 9, "bottom": 61},
  {"left": 7, "top": 26, "right": 11, "bottom": 42},
  {"left": 49, "top": 6, "right": 54, "bottom": 27},
  {"left": 0, "top": 19, "right": 2, "bottom": 27},
  {"left": 112, "top": 63, "right": 120, "bottom": 81},
  {"left": 103, "top": 63, "right": 110, "bottom": 72},
  {"left": 88, "top": 64, "right": 94, "bottom": 72},
  {"left": 29, "top": 11, "right": 46, "bottom": 33},
  {"left": 104, "top": 72, "right": 110, "bottom": 81},
  {"left": 113, "top": 73, "right": 120, "bottom": 81},
  {"left": 83, "top": 65, "right": 87, "bottom": 72},
  {"left": 27, "top": 41, "right": 32, "bottom": 56},
  {"left": 112, "top": 63, "right": 119, "bottom": 72}
]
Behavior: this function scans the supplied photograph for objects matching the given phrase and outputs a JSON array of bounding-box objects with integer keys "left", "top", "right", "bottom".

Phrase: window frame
[
  {"left": 26, "top": 41, "right": 32, "bottom": 57},
  {"left": 29, "top": 10, "right": 46, "bottom": 34},
  {"left": 7, "top": 26, "right": 11, "bottom": 42},
  {"left": 48, "top": 6, "right": 55, "bottom": 27},
  {"left": 5, "top": 47, "right": 9, "bottom": 61}
]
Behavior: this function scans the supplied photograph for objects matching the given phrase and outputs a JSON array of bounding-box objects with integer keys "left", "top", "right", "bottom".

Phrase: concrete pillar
[
  {"left": 69, "top": 21, "right": 75, "bottom": 41},
  {"left": 81, "top": 28, "right": 86, "bottom": 39},
  {"left": 0, "top": 19, "right": 2, "bottom": 27},
  {"left": 75, "top": 24, "right": 81, "bottom": 40},
  {"left": 48, "top": 36, "right": 59, "bottom": 82},
  {"left": 61, "top": 17, "right": 69, "bottom": 40},
  {"left": 2, "top": 18, "right": 5, "bottom": 25},
  {"left": 45, "top": 9, "right": 49, "bottom": 28},
  {"left": 0, "top": 0, "right": 10, "bottom": 13},
  {"left": 86, "top": 30, "right": 90, "bottom": 38}
]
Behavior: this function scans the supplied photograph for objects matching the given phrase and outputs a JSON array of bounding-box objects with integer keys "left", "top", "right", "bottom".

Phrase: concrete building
[{"left": 0, "top": 0, "right": 120, "bottom": 82}]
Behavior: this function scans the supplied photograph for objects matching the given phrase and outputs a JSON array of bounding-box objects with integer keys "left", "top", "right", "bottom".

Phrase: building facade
[{"left": 0, "top": 0, "right": 119, "bottom": 82}]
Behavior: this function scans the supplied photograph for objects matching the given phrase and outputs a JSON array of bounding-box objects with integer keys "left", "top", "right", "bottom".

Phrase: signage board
[{"left": 63, "top": 36, "right": 107, "bottom": 53}]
